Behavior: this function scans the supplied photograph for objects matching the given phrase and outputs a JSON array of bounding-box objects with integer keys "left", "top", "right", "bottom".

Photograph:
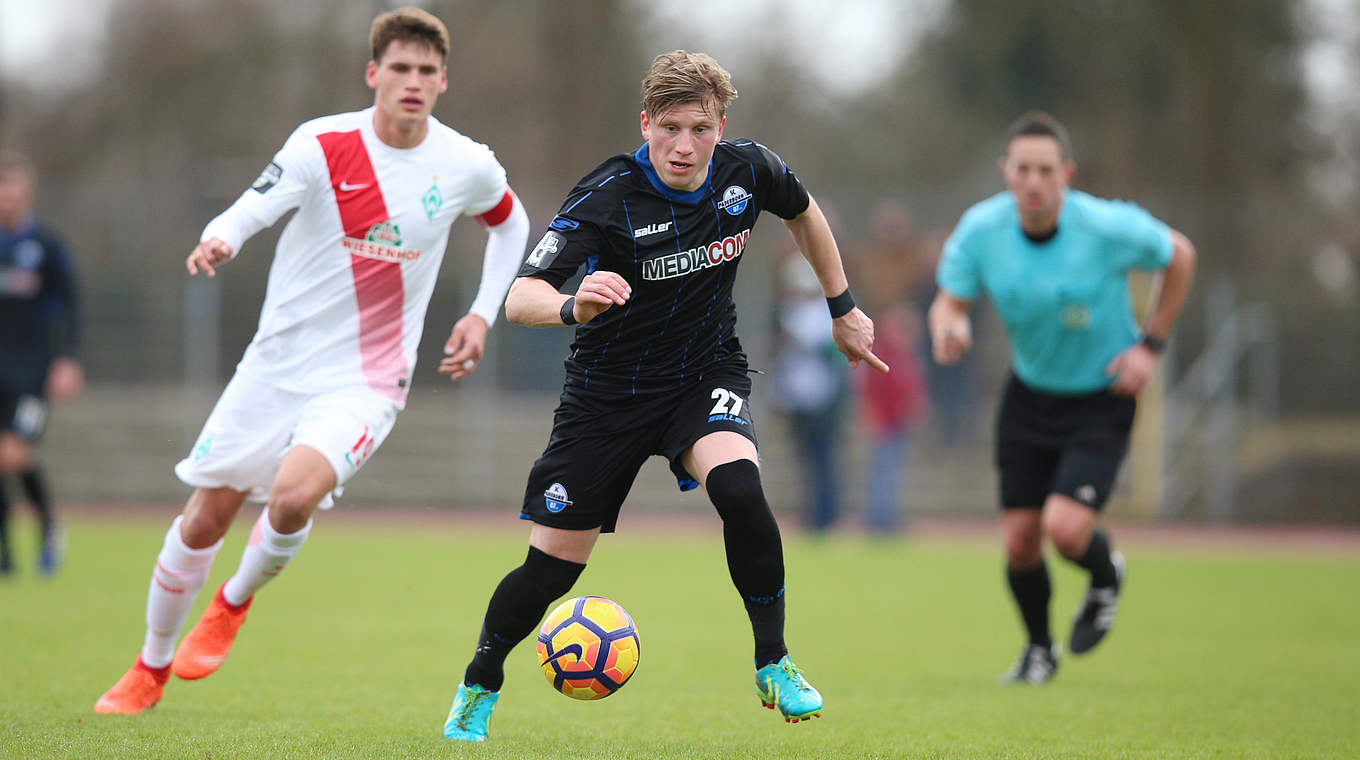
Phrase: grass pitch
[{"left": 1, "top": 511, "right": 1357, "bottom": 759}]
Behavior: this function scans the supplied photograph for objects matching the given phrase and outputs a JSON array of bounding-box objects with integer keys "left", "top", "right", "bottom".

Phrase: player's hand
[
  {"left": 46, "top": 356, "right": 84, "bottom": 401},
  {"left": 1105, "top": 342, "right": 1158, "bottom": 396},
  {"left": 573, "top": 271, "right": 631, "bottom": 323},
  {"left": 186, "top": 237, "right": 233, "bottom": 277},
  {"left": 438, "top": 313, "right": 489, "bottom": 382},
  {"left": 931, "top": 315, "right": 972, "bottom": 365},
  {"left": 832, "top": 308, "right": 890, "bottom": 373}
]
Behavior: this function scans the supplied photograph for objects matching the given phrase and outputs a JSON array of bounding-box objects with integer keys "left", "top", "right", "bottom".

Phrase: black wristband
[
  {"left": 826, "top": 288, "right": 856, "bottom": 319},
  {"left": 1140, "top": 334, "right": 1166, "bottom": 354},
  {"left": 560, "top": 297, "right": 578, "bottom": 326}
]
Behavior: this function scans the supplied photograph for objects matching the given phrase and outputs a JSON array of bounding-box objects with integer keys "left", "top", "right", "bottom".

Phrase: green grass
[{"left": 2, "top": 513, "right": 1357, "bottom": 759}]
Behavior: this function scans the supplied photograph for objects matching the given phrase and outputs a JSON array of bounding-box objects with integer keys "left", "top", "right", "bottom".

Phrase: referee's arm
[{"left": 928, "top": 289, "right": 974, "bottom": 365}]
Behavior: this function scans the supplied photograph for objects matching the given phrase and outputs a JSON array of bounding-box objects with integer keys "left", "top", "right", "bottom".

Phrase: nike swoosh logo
[
  {"left": 542, "top": 643, "right": 584, "bottom": 667},
  {"left": 338, "top": 181, "right": 369, "bottom": 192}
]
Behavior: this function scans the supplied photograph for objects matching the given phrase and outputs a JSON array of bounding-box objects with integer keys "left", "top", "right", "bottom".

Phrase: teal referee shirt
[{"left": 937, "top": 189, "right": 1173, "bottom": 394}]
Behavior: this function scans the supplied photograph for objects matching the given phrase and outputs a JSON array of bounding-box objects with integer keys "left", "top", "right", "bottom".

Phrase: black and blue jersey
[
  {"left": 0, "top": 218, "right": 80, "bottom": 393},
  {"left": 519, "top": 139, "right": 809, "bottom": 398}
]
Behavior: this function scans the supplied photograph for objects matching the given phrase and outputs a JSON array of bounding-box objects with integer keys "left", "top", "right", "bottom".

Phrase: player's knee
[
  {"left": 1005, "top": 532, "right": 1043, "bottom": 567},
  {"left": 705, "top": 459, "right": 771, "bottom": 528},
  {"left": 0, "top": 439, "right": 30, "bottom": 476},
  {"left": 266, "top": 487, "right": 320, "bottom": 533},
  {"left": 1043, "top": 515, "right": 1089, "bottom": 559},
  {"left": 180, "top": 508, "right": 233, "bottom": 548}
]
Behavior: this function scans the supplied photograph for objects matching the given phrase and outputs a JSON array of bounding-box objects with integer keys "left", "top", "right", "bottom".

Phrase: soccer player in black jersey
[
  {"left": 0, "top": 152, "right": 83, "bottom": 577},
  {"left": 443, "top": 50, "right": 887, "bottom": 742}
]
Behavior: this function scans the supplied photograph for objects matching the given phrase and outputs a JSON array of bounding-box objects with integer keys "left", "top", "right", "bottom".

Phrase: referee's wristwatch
[{"left": 1140, "top": 334, "right": 1166, "bottom": 354}]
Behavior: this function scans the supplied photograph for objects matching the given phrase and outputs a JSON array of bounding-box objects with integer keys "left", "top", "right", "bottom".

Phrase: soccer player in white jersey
[{"left": 94, "top": 7, "right": 530, "bottom": 715}]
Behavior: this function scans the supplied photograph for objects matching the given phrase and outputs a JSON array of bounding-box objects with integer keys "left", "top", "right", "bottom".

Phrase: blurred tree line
[{"left": 1, "top": 0, "right": 1355, "bottom": 415}]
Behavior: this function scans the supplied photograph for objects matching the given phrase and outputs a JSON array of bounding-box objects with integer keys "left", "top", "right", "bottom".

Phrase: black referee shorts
[
  {"left": 995, "top": 374, "right": 1136, "bottom": 512},
  {"left": 519, "top": 365, "right": 758, "bottom": 533}
]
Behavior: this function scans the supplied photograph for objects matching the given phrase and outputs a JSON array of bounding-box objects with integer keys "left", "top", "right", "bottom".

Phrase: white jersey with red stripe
[{"left": 201, "top": 107, "right": 511, "bottom": 407}]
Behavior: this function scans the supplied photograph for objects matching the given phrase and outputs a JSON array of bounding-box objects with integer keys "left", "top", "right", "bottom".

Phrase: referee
[
  {"left": 929, "top": 111, "right": 1195, "bottom": 684},
  {"left": 442, "top": 50, "right": 886, "bottom": 742}
]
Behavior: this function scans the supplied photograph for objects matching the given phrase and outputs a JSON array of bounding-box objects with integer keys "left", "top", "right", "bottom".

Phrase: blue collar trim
[{"left": 632, "top": 143, "right": 713, "bottom": 204}]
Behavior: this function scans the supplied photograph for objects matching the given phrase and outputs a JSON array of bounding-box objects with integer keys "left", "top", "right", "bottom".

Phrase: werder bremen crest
[
  {"left": 422, "top": 183, "right": 443, "bottom": 219},
  {"left": 367, "top": 221, "right": 402, "bottom": 246}
]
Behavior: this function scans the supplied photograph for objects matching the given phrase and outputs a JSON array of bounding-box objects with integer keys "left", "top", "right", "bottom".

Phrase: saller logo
[
  {"left": 641, "top": 228, "right": 750, "bottom": 281},
  {"left": 633, "top": 221, "right": 671, "bottom": 238}
]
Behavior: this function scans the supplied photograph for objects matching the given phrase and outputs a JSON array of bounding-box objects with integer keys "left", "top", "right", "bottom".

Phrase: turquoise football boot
[
  {"left": 755, "top": 655, "right": 823, "bottom": 722},
  {"left": 443, "top": 683, "right": 499, "bottom": 742}
]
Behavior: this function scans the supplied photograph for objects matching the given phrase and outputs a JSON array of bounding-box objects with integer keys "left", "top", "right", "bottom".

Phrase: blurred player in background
[
  {"left": 0, "top": 152, "right": 83, "bottom": 577},
  {"left": 94, "top": 7, "right": 529, "bottom": 714},
  {"left": 929, "top": 111, "right": 1196, "bottom": 683},
  {"left": 441, "top": 50, "right": 887, "bottom": 743}
]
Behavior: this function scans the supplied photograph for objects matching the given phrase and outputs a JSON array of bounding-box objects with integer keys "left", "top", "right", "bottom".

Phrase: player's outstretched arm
[
  {"left": 185, "top": 237, "right": 234, "bottom": 277},
  {"left": 465, "top": 189, "right": 531, "bottom": 327},
  {"left": 783, "top": 195, "right": 888, "bottom": 372},
  {"left": 504, "top": 272, "right": 630, "bottom": 328},
  {"left": 438, "top": 189, "right": 532, "bottom": 382},
  {"left": 927, "top": 289, "right": 973, "bottom": 365}
]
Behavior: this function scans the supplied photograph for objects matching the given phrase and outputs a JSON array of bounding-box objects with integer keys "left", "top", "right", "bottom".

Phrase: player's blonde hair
[
  {"left": 370, "top": 7, "right": 450, "bottom": 63},
  {"left": 641, "top": 50, "right": 738, "bottom": 121}
]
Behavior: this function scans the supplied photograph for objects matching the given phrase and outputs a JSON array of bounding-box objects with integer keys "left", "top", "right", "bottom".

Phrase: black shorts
[
  {"left": 0, "top": 389, "right": 48, "bottom": 442},
  {"left": 995, "top": 374, "right": 1136, "bottom": 512},
  {"left": 520, "top": 365, "right": 757, "bottom": 533}
]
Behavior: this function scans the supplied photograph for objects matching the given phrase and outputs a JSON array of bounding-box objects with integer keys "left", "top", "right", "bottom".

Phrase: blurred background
[{"left": 2, "top": 0, "right": 1357, "bottom": 529}]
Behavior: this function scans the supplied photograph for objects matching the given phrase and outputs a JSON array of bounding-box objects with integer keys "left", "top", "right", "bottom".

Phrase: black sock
[
  {"left": 463, "top": 546, "right": 585, "bottom": 692},
  {"left": 707, "top": 460, "right": 788, "bottom": 667},
  {"left": 1006, "top": 561, "right": 1052, "bottom": 648},
  {"left": 0, "top": 480, "right": 11, "bottom": 567},
  {"left": 20, "top": 467, "right": 53, "bottom": 542},
  {"left": 1074, "top": 529, "right": 1118, "bottom": 588}
]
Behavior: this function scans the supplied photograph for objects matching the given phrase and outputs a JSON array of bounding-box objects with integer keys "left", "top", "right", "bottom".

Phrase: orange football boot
[
  {"left": 94, "top": 658, "right": 170, "bottom": 714},
  {"left": 172, "top": 583, "right": 253, "bottom": 680}
]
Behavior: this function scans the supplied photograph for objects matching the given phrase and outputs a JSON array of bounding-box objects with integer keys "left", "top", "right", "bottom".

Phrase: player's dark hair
[
  {"left": 1004, "top": 110, "right": 1073, "bottom": 161},
  {"left": 642, "top": 50, "right": 739, "bottom": 120},
  {"left": 370, "top": 7, "right": 450, "bottom": 64}
]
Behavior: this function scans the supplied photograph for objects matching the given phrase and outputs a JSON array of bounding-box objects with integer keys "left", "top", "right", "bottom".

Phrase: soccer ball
[{"left": 536, "top": 595, "right": 640, "bottom": 700}]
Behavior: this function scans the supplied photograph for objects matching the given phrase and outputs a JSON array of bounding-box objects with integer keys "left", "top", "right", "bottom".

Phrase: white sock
[
  {"left": 221, "top": 508, "right": 311, "bottom": 607},
  {"left": 142, "top": 516, "right": 222, "bottom": 669}
]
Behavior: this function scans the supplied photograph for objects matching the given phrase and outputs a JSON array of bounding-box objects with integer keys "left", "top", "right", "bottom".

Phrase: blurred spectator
[
  {"left": 856, "top": 301, "right": 928, "bottom": 533},
  {"left": 771, "top": 251, "right": 851, "bottom": 532},
  {"left": 0, "top": 151, "right": 83, "bottom": 577}
]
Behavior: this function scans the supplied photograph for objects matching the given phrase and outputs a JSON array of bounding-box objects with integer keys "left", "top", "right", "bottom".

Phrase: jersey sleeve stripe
[{"left": 475, "top": 189, "right": 516, "bottom": 227}]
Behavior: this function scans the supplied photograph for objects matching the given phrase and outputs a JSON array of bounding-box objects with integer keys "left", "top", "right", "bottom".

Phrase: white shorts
[{"left": 174, "top": 372, "right": 400, "bottom": 509}]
